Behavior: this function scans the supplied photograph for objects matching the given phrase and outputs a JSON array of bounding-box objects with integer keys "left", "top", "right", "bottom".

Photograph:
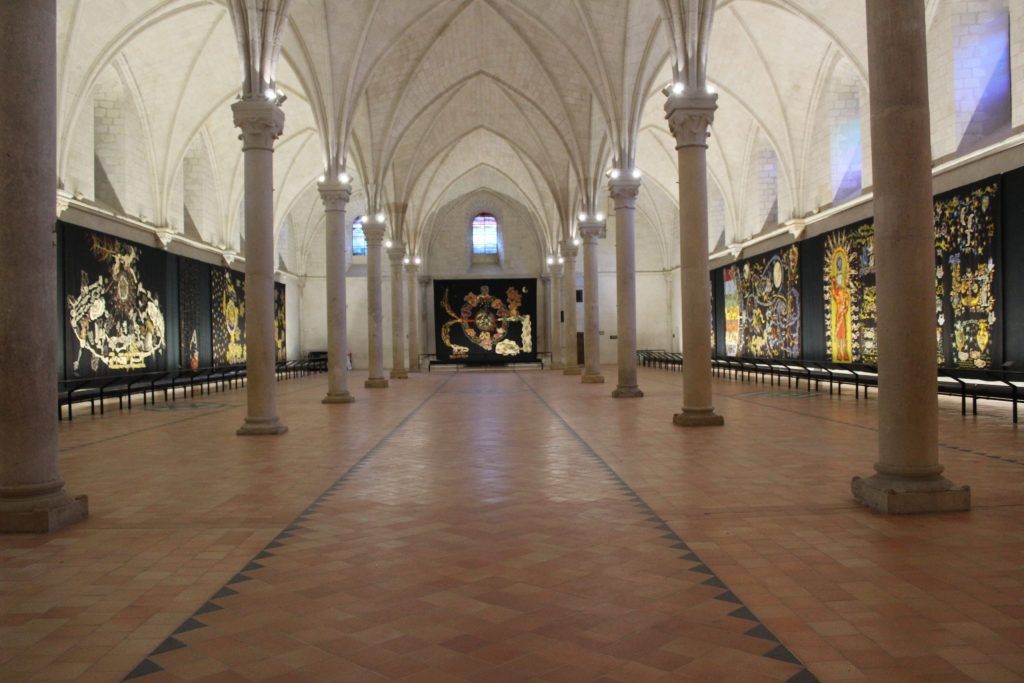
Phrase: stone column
[
  {"left": 387, "top": 242, "right": 408, "bottom": 379},
  {"left": 665, "top": 91, "right": 723, "bottom": 427},
  {"left": 0, "top": 0, "right": 88, "bottom": 532},
  {"left": 851, "top": 0, "right": 969, "bottom": 513},
  {"left": 610, "top": 174, "right": 644, "bottom": 398},
  {"left": 549, "top": 262, "right": 564, "bottom": 369},
  {"left": 319, "top": 180, "right": 354, "bottom": 404},
  {"left": 539, "top": 274, "right": 550, "bottom": 361},
  {"left": 362, "top": 218, "right": 388, "bottom": 388},
  {"left": 419, "top": 275, "right": 431, "bottom": 357},
  {"left": 232, "top": 98, "right": 287, "bottom": 434},
  {"left": 561, "top": 241, "right": 581, "bottom": 375},
  {"left": 406, "top": 260, "right": 421, "bottom": 372},
  {"left": 579, "top": 220, "right": 605, "bottom": 384}
]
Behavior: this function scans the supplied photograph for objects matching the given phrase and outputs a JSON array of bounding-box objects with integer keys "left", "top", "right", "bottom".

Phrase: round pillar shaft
[
  {"left": 579, "top": 222, "right": 604, "bottom": 384},
  {"left": 407, "top": 264, "right": 420, "bottom": 372},
  {"left": 319, "top": 181, "right": 354, "bottom": 404},
  {"left": 388, "top": 245, "right": 407, "bottom": 379},
  {"left": 561, "top": 244, "right": 580, "bottom": 375},
  {"left": 851, "top": 0, "right": 969, "bottom": 513},
  {"left": 611, "top": 177, "right": 643, "bottom": 398},
  {"left": 233, "top": 99, "right": 287, "bottom": 435},
  {"left": 0, "top": 0, "right": 88, "bottom": 532},
  {"left": 550, "top": 267, "right": 564, "bottom": 369},
  {"left": 362, "top": 221, "right": 388, "bottom": 388}
]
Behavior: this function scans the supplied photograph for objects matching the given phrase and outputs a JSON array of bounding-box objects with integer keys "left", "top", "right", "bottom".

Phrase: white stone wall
[
  {"left": 929, "top": 1, "right": 958, "bottom": 158},
  {"left": 64, "top": 105, "right": 94, "bottom": 200},
  {"left": 183, "top": 138, "right": 220, "bottom": 243},
  {"left": 952, "top": 0, "right": 1011, "bottom": 151},
  {"left": 92, "top": 68, "right": 125, "bottom": 211}
]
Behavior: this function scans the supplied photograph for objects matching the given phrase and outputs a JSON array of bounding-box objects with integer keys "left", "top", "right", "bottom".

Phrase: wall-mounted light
[
  {"left": 338, "top": 172, "right": 351, "bottom": 184},
  {"left": 558, "top": 256, "right": 565, "bottom": 264},
  {"left": 546, "top": 256, "right": 554, "bottom": 265},
  {"left": 608, "top": 169, "right": 621, "bottom": 180},
  {"left": 318, "top": 174, "right": 326, "bottom": 183},
  {"left": 631, "top": 168, "right": 642, "bottom": 179},
  {"left": 595, "top": 213, "right": 605, "bottom": 222},
  {"left": 375, "top": 213, "right": 385, "bottom": 223},
  {"left": 573, "top": 238, "right": 581, "bottom": 246},
  {"left": 706, "top": 84, "right": 716, "bottom": 94},
  {"left": 385, "top": 239, "right": 393, "bottom": 249},
  {"left": 671, "top": 82, "right": 685, "bottom": 95},
  {"left": 264, "top": 88, "right": 276, "bottom": 101},
  {"left": 403, "top": 257, "right": 410, "bottom": 265},
  {"left": 577, "top": 212, "right": 588, "bottom": 222},
  {"left": 414, "top": 256, "right": 421, "bottom": 265}
]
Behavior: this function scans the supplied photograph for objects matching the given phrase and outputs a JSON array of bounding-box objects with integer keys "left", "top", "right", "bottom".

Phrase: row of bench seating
[
  {"left": 637, "top": 350, "right": 1023, "bottom": 423},
  {"left": 58, "top": 356, "right": 327, "bottom": 421}
]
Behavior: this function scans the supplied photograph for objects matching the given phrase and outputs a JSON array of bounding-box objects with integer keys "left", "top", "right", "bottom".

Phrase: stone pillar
[
  {"left": 665, "top": 91, "right": 723, "bottom": 427},
  {"left": 232, "top": 98, "right": 287, "bottom": 434},
  {"left": 561, "top": 241, "right": 581, "bottom": 375},
  {"left": 539, "top": 274, "right": 550, "bottom": 361},
  {"left": 319, "top": 180, "right": 354, "bottom": 404},
  {"left": 406, "top": 261, "right": 420, "bottom": 372},
  {"left": 362, "top": 218, "right": 388, "bottom": 388},
  {"left": 387, "top": 243, "right": 408, "bottom": 379},
  {"left": 549, "top": 262, "right": 564, "bottom": 369},
  {"left": 610, "top": 174, "right": 644, "bottom": 398},
  {"left": 579, "top": 220, "right": 605, "bottom": 384},
  {"left": 419, "top": 275, "right": 431, "bottom": 358},
  {"left": 851, "top": 0, "right": 969, "bottom": 513},
  {"left": 0, "top": 0, "right": 88, "bottom": 532}
]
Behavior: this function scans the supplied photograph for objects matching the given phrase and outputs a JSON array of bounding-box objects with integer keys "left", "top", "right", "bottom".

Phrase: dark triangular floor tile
[
  {"left": 266, "top": 541, "right": 284, "bottom": 549},
  {"left": 151, "top": 636, "right": 186, "bottom": 656},
  {"left": 660, "top": 533, "right": 678, "bottom": 541},
  {"left": 123, "top": 658, "right": 162, "bottom": 680},
  {"left": 729, "top": 606, "right": 759, "bottom": 622},
  {"left": 765, "top": 644, "right": 801, "bottom": 665},
  {"left": 172, "top": 618, "right": 206, "bottom": 635},
  {"left": 745, "top": 623, "right": 778, "bottom": 640},
  {"left": 254, "top": 550, "right": 274, "bottom": 560},
  {"left": 227, "top": 573, "right": 251, "bottom": 585},
  {"left": 241, "top": 561, "right": 263, "bottom": 572},
  {"left": 195, "top": 601, "right": 222, "bottom": 616},
  {"left": 689, "top": 564, "right": 714, "bottom": 575},
  {"left": 212, "top": 586, "right": 238, "bottom": 600},
  {"left": 670, "top": 542, "right": 689, "bottom": 550},
  {"left": 788, "top": 669, "right": 820, "bottom": 683},
  {"left": 680, "top": 552, "right": 700, "bottom": 562},
  {"left": 715, "top": 591, "right": 742, "bottom": 604},
  {"left": 702, "top": 576, "right": 727, "bottom": 588}
]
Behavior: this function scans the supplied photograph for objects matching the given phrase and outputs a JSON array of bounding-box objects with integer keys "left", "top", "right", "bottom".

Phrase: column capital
[
  {"left": 418, "top": 275, "right": 431, "bottom": 286},
  {"left": 231, "top": 99, "right": 285, "bottom": 151},
  {"left": 547, "top": 261, "right": 563, "bottom": 277},
  {"left": 405, "top": 261, "right": 420, "bottom": 276},
  {"left": 609, "top": 176, "right": 642, "bottom": 209},
  {"left": 560, "top": 240, "right": 579, "bottom": 259},
  {"left": 387, "top": 242, "right": 407, "bottom": 265},
  {"left": 361, "top": 219, "right": 386, "bottom": 246},
  {"left": 578, "top": 218, "right": 606, "bottom": 242},
  {"left": 664, "top": 91, "right": 717, "bottom": 149},
  {"left": 317, "top": 180, "right": 352, "bottom": 212}
]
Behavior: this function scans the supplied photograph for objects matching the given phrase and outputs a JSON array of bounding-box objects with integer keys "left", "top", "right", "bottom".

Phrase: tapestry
[
  {"left": 935, "top": 180, "right": 999, "bottom": 368},
  {"left": 823, "top": 222, "right": 877, "bottom": 364},
  {"left": 723, "top": 266, "right": 740, "bottom": 356},
  {"left": 737, "top": 245, "right": 801, "bottom": 358},
  {"left": 274, "top": 282, "right": 287, "bottom": 362},
  {"left": 64, "top": 228, "right": 167, "bottom": 376},
  {"left": 434, "top": 279, "right": 536, "bottom": 361},
  {"left": 178, "top": 258, "right": 209, "bottom": 370},
  {"left": 211, "top": 267, "right": 246, "bottom": 365}
]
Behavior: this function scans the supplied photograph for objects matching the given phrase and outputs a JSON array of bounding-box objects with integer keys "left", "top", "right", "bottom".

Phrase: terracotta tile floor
[{"left": 1, "top": 366, "right": 1022, "bottom": 682}]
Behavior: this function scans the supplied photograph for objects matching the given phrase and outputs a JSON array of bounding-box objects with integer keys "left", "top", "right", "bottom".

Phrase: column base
[
  {"left": 0, "top": 492, "right": 89, "bottom": 533},
  {"left": 673, "top": 408, "right": 725, "bottom": 427},
  {"left": 563, "top": 366, "right": 582, "bottom": 376},
  {"left": 365, "top": 378, "right": 389, "bottom": 389},
  {"left": 390, "top": 369, "right": 409, "bottom": 379},
  {"left": 322, "top": 392, "right": 355, "bottom": 404},
  {"left": 851, "top": 473, "right": 970, "bottom": 514},
  {"left": 582, "top": 374, "right": 605, "bottom": 384},
  {"left": 612, "top": 386, "right": 644, "bottom": 398},
  {"left": 237, "top": 417, "right": 288, "bottom": 436}
]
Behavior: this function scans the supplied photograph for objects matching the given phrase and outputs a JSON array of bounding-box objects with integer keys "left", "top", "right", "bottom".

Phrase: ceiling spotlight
[
  {"left": 595, "top": 213, "right": 605, "bottom": 222},
  {"left": 706, "top": 84, "right": 716, "bottom": 94},
  {"left": 338, "top": 172, "right": 351, "bottom": 184},
  {"left": 318, "top": 174, "right": 326, "bottom": 183},
  {"left": 573, "top": 238, "right": 581, "bottom": 246},
  {"left": 578, "top": 212, "right": 588, "bottom": 222},
  {"left": 403, "top": 257, "right": 410, "bottom": 265},
  {"left": 385, "top": 239, "right": 393, "bottom": 248},
  {"left": 631, "top": 168, "right": 642, "bottom": 179},
  {"left": 558, "top": 256, "right": 565, "bottom": 264},
  {"left": 414, "top": 256, "right": 421, "bottom": 265},
  {"left": 671, "top": 82, "right": 685, "bottom": 95},
  {"left": 546, "top": 256, "right": 554, "bottom": 265},
  {"left": 375, "top": 213, "right": 385, "bottom": 223},
  {"left": 609, "top": 169, "right": 621, "bottom": 180},
  {"left": 264, "top": 88, "right": 276, "bottom": 101}
]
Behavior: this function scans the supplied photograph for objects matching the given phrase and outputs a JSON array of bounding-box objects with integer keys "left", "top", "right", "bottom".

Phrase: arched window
[
  {"left": 352, "top": 217, "right": 367, "bottom": 256},
  {"left": 472, "top": 213, "right": 498, "bottom": 255}
]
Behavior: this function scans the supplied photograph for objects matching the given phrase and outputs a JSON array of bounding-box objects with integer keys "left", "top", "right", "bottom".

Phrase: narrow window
[
  {"left": 352, "top": 217, "right": 367, "bottom": 256},
  {"left": 472, "top": 213, "right": 498, "bottom": 255}
]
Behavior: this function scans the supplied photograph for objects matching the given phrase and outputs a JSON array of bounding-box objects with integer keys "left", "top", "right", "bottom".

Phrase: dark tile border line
[
  {"left": 122, "top": 374, "right": 455, "bottom": 681},
  {"left": 515, "top": 371, "right": 820, "bottom": 683}
]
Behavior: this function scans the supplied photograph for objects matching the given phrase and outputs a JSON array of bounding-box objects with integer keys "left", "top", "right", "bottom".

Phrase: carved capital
[
  {"left": 405, "top": 262, "right": 420, "bottom": 276},
  {"left": 231, "top": 99, "right": 285, "bottom": 151},
  {"left": 387, "top": 242, "right": 407, "bottom": 267},
  {"left": 418, "top": 275, "right": 431, "bottom": 286},
  {"left": 560, "top": 240, "right": 578, "bottom": 260},
  {"left": 608, "top": 176, "right": 641, "bottom": 209},
  {"left": 547, "top": 261, "right": 563, "bottom": 277},
  {"left": 578, "top": 219, "right": 606, "bottom": 243},
  {"left": 664, "top": 92, "right": 717, "bottom": 149},
  {"left": 361, "top": 219, "right": 386, "bottom": 246},
  {"left": 317, "top": 180, "right": 352, "bottom": 212}
]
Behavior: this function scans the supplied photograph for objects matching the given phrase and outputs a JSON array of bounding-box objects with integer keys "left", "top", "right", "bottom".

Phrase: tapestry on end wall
[
  {"left": 823, "top": 222, "right": 877, "bottom": 364},
  {"left": 935, "top": 180, "right": 999, "bottom": 369},
  {"left": 64, "top": 226, "right": 167, "bottom": 377},
  {"left": 434, "top": 279, "right": 536, "bottom": 362},
  {"left": 737, "top": 245, "right": 801, "bottom": 359},
  {"left": 211, "top": 267, "right": 246, "bottom": 365},
  {"left": 274, "top": 281, "right": 287, "bottom": 362}
]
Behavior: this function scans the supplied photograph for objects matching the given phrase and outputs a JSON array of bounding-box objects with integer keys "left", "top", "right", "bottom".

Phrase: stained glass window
[
  {"left": 352, "top": 217, "right": 367, "bottom": 256},
  {"left": 472, "top": 214, "right": 498, "bottom": 255}
]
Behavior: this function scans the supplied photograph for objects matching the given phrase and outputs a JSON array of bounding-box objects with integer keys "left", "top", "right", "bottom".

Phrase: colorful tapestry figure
[
  {"left": 935, "top": 181, "right": 999, "bottom": 368},
  {"left": 823, "top": 222, "right": 877, "bottom": 364},
  {"left": 66, "top": 233, "right": 166, "bottom": 374},
  {"left": 211, "top": 268, "right": 246, "bottom": 365},
  {"left": 178, "top": 259, "right": 205, "bottom": 370},
  {"left": 737, "top": 245, "right": 801, "bottom": 358},
  {"left": 435, "top": 279, "right": 535, "bottom": 361},
  {"left": 274, "top": 282, "right": 287, "bottom": 362},
  {"left": 723, "top": 266, "right": 740, "bottom": 356}
]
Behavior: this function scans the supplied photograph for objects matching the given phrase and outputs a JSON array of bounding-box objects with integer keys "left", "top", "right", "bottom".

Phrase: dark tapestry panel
[
  {"left": 178, "top": 258, "right": 211, "bottom": 369},
  {"left": 274, "top": 282, "right": 287, "bottom": 362},
  {"left": 1003, "top": 167, "right": 1024, "bottom": 367},
  {"left": 822, "top": 222, "right": 877, "bottom": 364},
  {"left": 211, "top": 267, "right": 246, "bottom": 365},
  {"left": 737, "top": 245, "right": 801, "bottom": 359},
  {"left": 434, "top": 279, "right": 536, "bottom": 361},
  {"left": 63, "top": 224, "right": 168, "bottom": 377},
  {"left": 935, "top": 179, "right": 1000, "bottom": 368}
]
